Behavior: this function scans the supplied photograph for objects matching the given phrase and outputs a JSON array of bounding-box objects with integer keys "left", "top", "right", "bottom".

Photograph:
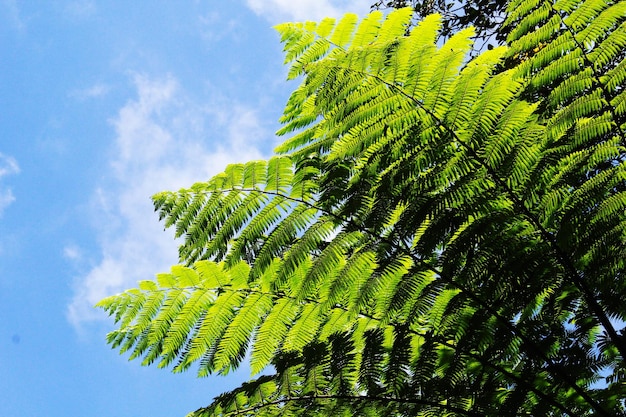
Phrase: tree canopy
[
  {"left": 370, "top": 0, "right": 509, "bottom": 48},
  {"left": 97, "top": 1, "right": 626, "bottom": 415}
]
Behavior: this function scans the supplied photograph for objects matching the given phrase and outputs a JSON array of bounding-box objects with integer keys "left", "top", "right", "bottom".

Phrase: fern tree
[{"left": 97, "top": 2, "right": 626, "bottom": 416}]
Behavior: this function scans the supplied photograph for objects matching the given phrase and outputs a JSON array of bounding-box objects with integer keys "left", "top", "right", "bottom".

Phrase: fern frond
[
  {"left": 281, "top": 303, "right": 324, "bottom": 353},
  {"left": 250, "top": 297, "right": 301, "bottom": 375},
  {"left": 329, "top": 13, "right": 358, "bottom": 48},
  {"left": 351, "top": 10, "right": 383, "bottom": 48},
  {"left": 213, "top": 292, "right": 274, "bottom": 373}
]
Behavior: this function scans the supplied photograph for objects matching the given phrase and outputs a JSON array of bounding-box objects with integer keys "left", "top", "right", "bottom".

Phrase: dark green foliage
[{"left": 98, "top": 2, "right": 626, "bottom": 416}]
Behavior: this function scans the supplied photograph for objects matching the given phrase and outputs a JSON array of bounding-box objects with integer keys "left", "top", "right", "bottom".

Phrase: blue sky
[{"left": 0, "top": 1, "right": 370, "bottom": 416}]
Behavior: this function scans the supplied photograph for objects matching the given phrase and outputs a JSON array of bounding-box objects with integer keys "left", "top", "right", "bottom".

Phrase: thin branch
[{"left": 194, "top": 390, "right": 488, "bottom": 417}]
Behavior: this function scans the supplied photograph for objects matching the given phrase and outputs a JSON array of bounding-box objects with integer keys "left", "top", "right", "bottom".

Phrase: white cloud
[
  {"left": 0, "top": 153, "right": 19, "bottom": 216},
  {"left": 0, "top": 190, "right": 16, "bottom": 214},
  {"left": 0, "top": 153, "right": 18, "bottom": 177},
  {"left": 63, "top": 244, "right": 82, "bottom": 261},
  {"left": 67, "top": 74, "right": 269, "bottom": 327},
  {"left": 70, "top": 83, "right": 111, "bottom": 100},
  {"left": 245, "top": 0, "right": 369, "bottom": 23}
]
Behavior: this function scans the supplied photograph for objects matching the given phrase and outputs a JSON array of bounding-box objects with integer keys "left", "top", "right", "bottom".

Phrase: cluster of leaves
[
  {"left": 370, "top": 0, "right": 509, "bottom": 48},
  {"left": 97, "top": 1, "right": 626, "bottom": 416}
]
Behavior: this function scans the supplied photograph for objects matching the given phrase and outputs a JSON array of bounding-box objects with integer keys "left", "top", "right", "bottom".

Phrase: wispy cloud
[
  {"left": 70, "top": 83, "right": 111, "bottom": 100},
  {"left": 63, "top": 0, "right": 97, "bottom": 20},
  {"left": 1, "top": 0, "right": 25, "bottom": 31},
  {"left": 245, "top": 0, "right": 369, "bottom": 23},
  {"left": 0, "top": 153, "right": 19, "bottom": 216},
  {"left": 67, "top": 74, "right": 270, "bottom": 327},
  {"left": 197, "top": 11, "right": 241, "bottom": 44}
]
